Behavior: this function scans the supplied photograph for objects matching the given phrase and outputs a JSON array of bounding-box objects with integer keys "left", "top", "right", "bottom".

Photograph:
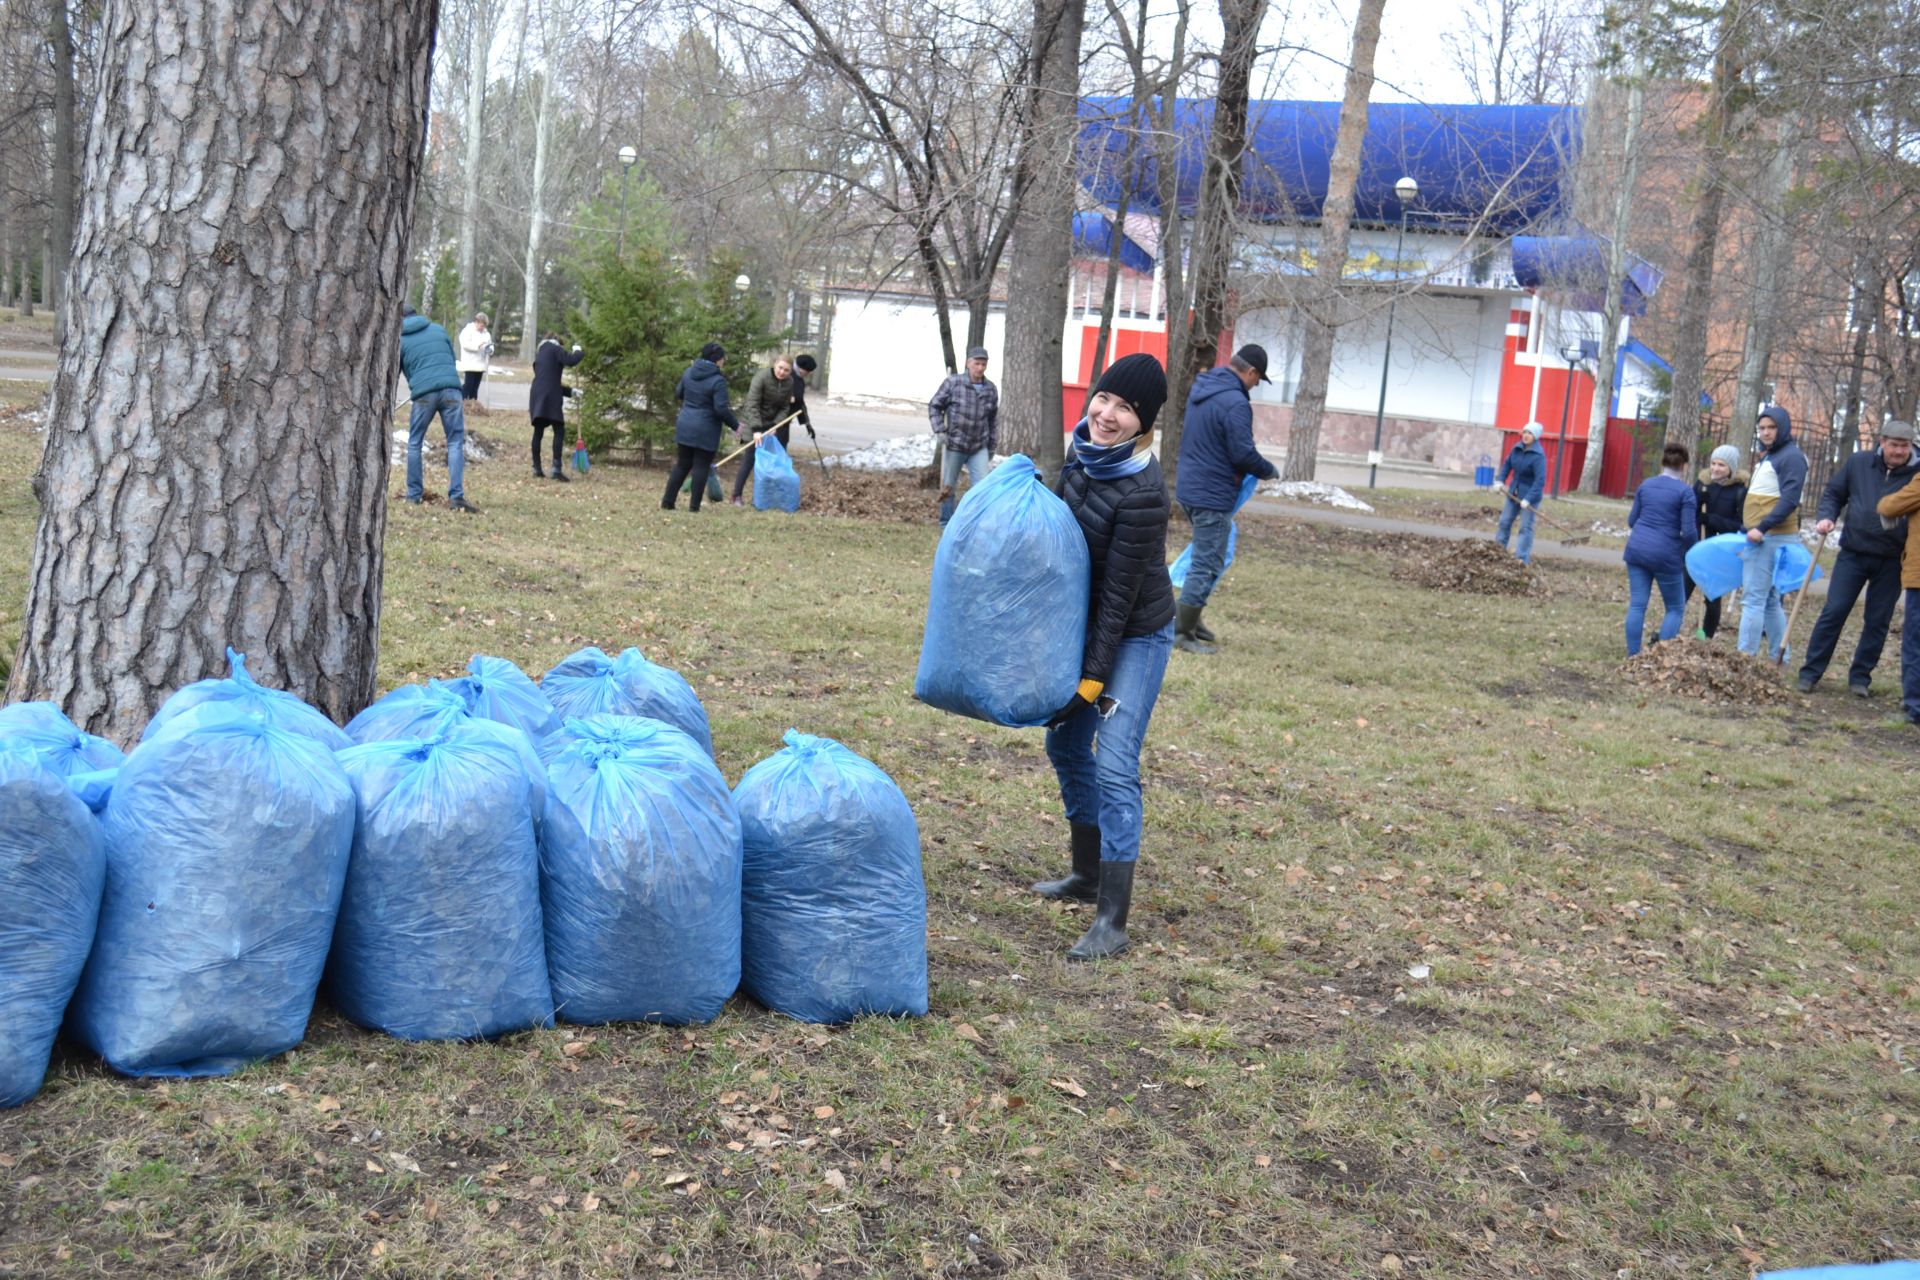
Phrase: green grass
[{"left": 2, "top": 412, "right": 1918, "bottom": 1277}]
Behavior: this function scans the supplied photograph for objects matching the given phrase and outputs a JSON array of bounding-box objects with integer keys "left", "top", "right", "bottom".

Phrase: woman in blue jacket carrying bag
[{"left": 1623, "top": 444, "right": 1698, "bottom": 654}]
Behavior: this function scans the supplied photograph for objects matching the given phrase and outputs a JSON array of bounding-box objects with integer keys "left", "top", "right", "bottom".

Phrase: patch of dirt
[
  {"left": 799, "top": 469, "right": 938, "bottom": 523},
  {"left": 1390, "top": 536, "right": 1543, "bottom": 597},
  {"left": 1619, "top": 639, "right": 1791, "bottom": 706}
]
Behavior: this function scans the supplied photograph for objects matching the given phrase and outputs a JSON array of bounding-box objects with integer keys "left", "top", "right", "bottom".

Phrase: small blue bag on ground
[
  {"left": 445, "top": 654, "right": 562, "bottom": 741},
  {"left": 0, "top": 743, "right": 106, "bottom": 1108},
  {"left": 540, "top": 714, "right": 741, "bottom": 1025},
  {"left": 733, "top": 730, "right": 927, "bottom": 1024},
  {"left": 329, "top": 725, "right": 553, "bottom": 1041},
  {"left": 752, "top": 437, "right": 801, "bottom": 512},
  {"left": 540, "top": 646, "right": 714, "bottom": 756},
  {"left": 1170, "top": 474, "right": 1257, "bottom": 591},
  {"left": 67, "top": 704, "right": 355, "bottom": 1078},
  {"left": 142, "top": 648, "right": 350, "bottom": 749},
  {"left": 915, "top": 455, "right": 1091, "bottom": 727},
  {"left": 0, "top": 701, "right": 126, "bottom": 778}
]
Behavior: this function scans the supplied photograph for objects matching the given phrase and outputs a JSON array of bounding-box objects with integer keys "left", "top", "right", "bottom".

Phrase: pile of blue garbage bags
[{"left": 0, "top": 646, "right": 927, "bottom": 1108}]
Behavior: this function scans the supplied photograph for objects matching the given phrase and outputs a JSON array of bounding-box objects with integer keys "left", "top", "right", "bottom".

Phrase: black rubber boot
[
  {"left": 1033, "top": 822, "right": 1101, "bottom": 902},
  {"left": 1191, "top": 612, "right": 1217, "bottom": 643},
  {"left": 1067, "top": 860, "right": 1135, "bottom": 961},
  {"left": 1175, "top": 604, "right": 1216, "bottom": 654}
]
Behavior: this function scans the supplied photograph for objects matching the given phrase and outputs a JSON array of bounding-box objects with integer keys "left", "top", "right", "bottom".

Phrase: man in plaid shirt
[{"left": 928, "top": 345, "right": 999, "bottom": 525}]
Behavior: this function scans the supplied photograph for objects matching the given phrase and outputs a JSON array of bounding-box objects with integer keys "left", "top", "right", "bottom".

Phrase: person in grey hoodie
[
  {"left": 661, "top": 342, "right": 741, "bottom": 512},
  {"left": 1797, "top": 420, "right": 1918, "bottom": 695},
  {"left": 1737, "top": 404, "right": 1808, "bottom": 659}
]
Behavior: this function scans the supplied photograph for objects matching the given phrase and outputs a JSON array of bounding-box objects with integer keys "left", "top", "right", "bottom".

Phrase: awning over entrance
[{"left": 1510, "top": 235, "right": 1663, "bottom": 316}]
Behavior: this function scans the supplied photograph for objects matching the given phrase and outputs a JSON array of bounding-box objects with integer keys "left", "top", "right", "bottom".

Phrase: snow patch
[
  {"left": 824, "top": 434, "right": 937, "bottom": 472},
  {"left": 1255, "top": 479, "right": 1374, "bottom": 512}
]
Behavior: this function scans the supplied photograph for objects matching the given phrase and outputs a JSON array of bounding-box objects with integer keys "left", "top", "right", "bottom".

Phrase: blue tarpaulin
[
  {"left": 1071, "top": 211, "right": 1156, "bottom": 272},
  {"left": 1076, "top": 97, "right": 1578, "bottom": 233},
  {"left": 1509, "top": 235, "right": 1663, "bottom": 316}
]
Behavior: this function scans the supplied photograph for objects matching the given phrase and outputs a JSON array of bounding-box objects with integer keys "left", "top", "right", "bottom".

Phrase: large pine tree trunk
[
  {"left": 7, "top": 0, "right": 440, "bottom": 743},
  {"left": 998, "top": 0, "right": 1085, "bottom": 477},
  {"left": 1281, "top": 0, "right": 1386, "bottom": 481}
]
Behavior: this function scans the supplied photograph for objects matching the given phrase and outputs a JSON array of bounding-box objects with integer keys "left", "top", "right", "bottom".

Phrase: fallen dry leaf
[
  {"left": 562, "top": 1039, "right": 594, "bottom": 1058},
  {"left": 364, "top": 1160, "right": 384, "bottom": 1175},
  {"left": 813, "top": 1105, "right": 836, "bottom": 1120},
  {"left": 661, "top": 1171, "right": 695, "bottom": 1187},
  {"left": 314, "top": 1095, "right": 341, "bottom": 1114},
  {"left": 822, "top": 1168, "right": 848, "bottom": 1191},
  {"left": 1382, "top": 1254, "right": 1404, "bottom": 1274},
  {"left": 1049, "top": 1078, "right": 1088, "bottom": 1099},
  {"left": 953, "top": 1022, "right": 985, "bottom": 1044},
  {"left": 581, "top": 1194, "right": 601, "bottom": 1213}
]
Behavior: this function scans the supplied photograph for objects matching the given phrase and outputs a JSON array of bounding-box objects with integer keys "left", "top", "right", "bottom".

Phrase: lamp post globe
[
  {"left": 1369, "top": 176, "right": 1421, "bottom": 488},
  {"left": 1394, "top": 175, "right": 1420, "bottom": 205},
  {"left": 615, "top": 144, "right": 639, "bottom": 257},
  {"left": 617, "top": 144, "right": 638, "bottom": 169},
  {"left": 734, "top": 273, "right": 751, "bottom": 294}
]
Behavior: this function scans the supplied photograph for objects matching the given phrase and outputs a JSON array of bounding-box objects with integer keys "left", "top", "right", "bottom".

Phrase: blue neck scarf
[{"left": 1064, "top": 420, "right": 1152, "bottom": 480}]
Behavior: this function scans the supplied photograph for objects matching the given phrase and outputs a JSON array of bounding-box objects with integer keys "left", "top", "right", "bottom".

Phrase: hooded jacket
[
  {"left": 530, "top": 338, "right": 584, "bottom": 425},
  {"left": 1497, "top": 438, "right": 1547, "bottom": 506},
  {"left": 743, "top": 366, "right": 798, "bottom": 434},
  {"left": 1744, "top": 407, "right": 1809, "bottom": 534},
  {"left": 1695, "top": 468, "right": 1749, "bottom": 540},
  {"left": 1174, "top": 367, "right": 1278, "bottom": 510},
  {"left": 398, "top": 314, "right": 462, "bottom": 400},
  {"left": 1817, "top": 445, "right": 1920, "bottom": 559},
  {"left": 673, "top": 358, "right": 741, "bottom": 451}
]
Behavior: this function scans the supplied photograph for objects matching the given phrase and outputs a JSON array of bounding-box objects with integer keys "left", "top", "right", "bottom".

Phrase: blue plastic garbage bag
[
  {"left": 1169, "top": 474, "right": 1257, "bottom": 591},
  {"left": 536, "top": 711, "right": 675, "bottom": 765},
  {"left": 540, "top": 646, "right": 713, "bottom": 757},
  {"left": 328, "top": 726, "right": 553, "bottom": 1040},
  {"left": 540, "top": 715, "right": 742, "bottom": 1025},
  {"left": 0, "top": 701, "right": 125, "bottom": 778},
  {"left": 1762, "top": 1267, "right": 1920, "bottom": 1280},
  {"left": 346, "top": 681, "right": 472, "bottom": 743},
  {"left": 67, "top": 703, "right": 355, "bottom": 1078},
  {"left": 142, "top": 648, "right": 350, "bottom": 749},
  {"left": 914, "top": 455, "right": 1091, "bottom": 727},
  {"left": 445, "top": 654, "right": 561, "bottom": 741},
  {"left": 733, "top": 731, "right": 927, "bottom": 1024},
  {"left": 752, "top": 436, "right": 802, "bottom": 513},
  {"left": 0, "top": 744, "right": 106, "bottom": 1108},
  {"left": 1685, "top": 533, "right": 1825, "bottom": 601}
]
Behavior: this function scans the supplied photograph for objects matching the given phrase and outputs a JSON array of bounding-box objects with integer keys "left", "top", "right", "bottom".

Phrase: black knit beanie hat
[
  {"left": 700, "top": 341, "right": 726, "bottom": 363},
  {"left": 1091, "top": 352, "right": 1168, "bottom": 433}
]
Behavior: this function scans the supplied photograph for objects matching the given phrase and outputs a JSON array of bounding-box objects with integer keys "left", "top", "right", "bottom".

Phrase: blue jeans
[
  {"left": 1799, "top": 549, "right": 1902, "bottom": 689},
  {"left": 938, "top": 445, "right": 990, "bottom": 524},
  {"left": 1737, "top": 533, "right": 1794, "bottom": 658},
  {"left": 1494, "top": 496, "right": 1536, "bottom": 564},
  {"left": 1178, "top": 505, "right": 1234, "bottom": 608},
  {"left": 407, "top": 389, "right": 466, "bottom": 502},
  {"left": 1904, "top": 589, "right": 1920, "bottom": 724},
  {"left": 1625, "top": 563, "right": 1685, "bottom": 655},
  {"left": 1044, "top": 622, "right": 1174, "bottom": 864}
]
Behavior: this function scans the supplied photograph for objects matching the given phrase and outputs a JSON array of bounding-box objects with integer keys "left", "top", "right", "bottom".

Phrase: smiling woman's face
[{"left": 1087, "top": 391, "right": 1141, "bottom": 447}]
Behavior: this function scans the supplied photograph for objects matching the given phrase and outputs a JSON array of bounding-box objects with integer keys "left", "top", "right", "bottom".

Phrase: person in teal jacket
[{"left": 397, "top": 305, "right": 478, "bottom": 513}]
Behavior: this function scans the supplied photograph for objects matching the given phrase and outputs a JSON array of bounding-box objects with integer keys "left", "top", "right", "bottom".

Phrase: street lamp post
[
  {"left": 615, "top": 145, "right": 638, "bottom": 257},
  {"left": 1553, "top": 343, "right": 1584, "bottom": 498},
  {"left": 1368, "top": 175, "right": 1420, "bottom": 489}
]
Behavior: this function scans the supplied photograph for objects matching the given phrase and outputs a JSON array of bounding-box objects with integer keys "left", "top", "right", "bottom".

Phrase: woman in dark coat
[
  {"left": 1623, "top": 444, "right": 1698, "bottom": 654},
  {"left": 1684, "top": 443, "right": 1748, "bottom": 639},
  {"left": 661, "top": 342, "right": 740, "bottom": 512},
  {"left": 1030, "top": 353, "right": 1176, "bottom": 961},
  {"left": 529, "top": 333, "right": 584, "bottom": 481}
]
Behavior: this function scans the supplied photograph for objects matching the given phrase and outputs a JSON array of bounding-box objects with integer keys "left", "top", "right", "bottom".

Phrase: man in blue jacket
[
  {"left": 1493, "top": 423, "right": 1546, "bottom": 564},
  {"left": 1796, "top": 420, "right": 1917, "bottom": 695},
  {"left": 1172, "top": 344, "right": 1279, "bottom": 653},
  {"left": 397, "top": 304, "right": 479, "bottom": 513}
]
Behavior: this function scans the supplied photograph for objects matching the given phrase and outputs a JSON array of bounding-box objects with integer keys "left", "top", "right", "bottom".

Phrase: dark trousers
[
  {"left": 662, "top": 444, "right": 715, "bottom": 511},
  {"left": 1799, "top": 549, "right": 1902, "bottom": 689},
  {"left": 461, "top": 370, "right": 484, "bottom": 400},
  {"left": 731, "top": 423, "right": 792, "bottom": 498},
  {"left": 531, "top": 419, "right": 564, "bottom": 473},
  {"left": 1681, "top": 571, "right": 1724, "bottom": 638},
  {"left": 1905, "top": 589, "right": 1920, "bottom": 724}
]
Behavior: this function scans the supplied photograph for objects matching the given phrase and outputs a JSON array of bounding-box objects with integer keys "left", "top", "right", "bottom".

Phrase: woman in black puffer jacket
[{"left": 1031, "top": 353, "right": 1176, "bottom": 961}]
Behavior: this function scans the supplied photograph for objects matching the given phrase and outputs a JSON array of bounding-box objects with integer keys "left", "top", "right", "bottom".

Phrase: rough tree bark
[
  {"left": 1151, "top": 0, "right": 1192, "bottom": 494},
  {"left": 1179, "top": 0, "right": 1263, "bottom": 412},
  {"left": 459, "top": 0, "right": 490, "bottom": 316},
  {"left": 1281, "top": 0, "right": 1387, "bottom": 481},
  {"left": 6, "top": 0, "right": 440, "bottom": 742},
  {"left": 520, "top": 6, "right": 556, "bottom": 360},
  {"left": 1577, "top": 67, "right": 1646, "bottom": 494},
  {"left": 48, "top": 0, "right": 76, "bottom": 323},
  {"left": 998, "top": 0, "right": 1085, "bottom": 476},
  {"left": 1663, "top": 9, "right": 1740, "bottom": 450}
]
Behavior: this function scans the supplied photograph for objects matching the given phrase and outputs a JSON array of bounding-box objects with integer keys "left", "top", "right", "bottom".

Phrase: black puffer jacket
[{"left": 1056, "top": 456, "right": 1176, "bottom": 683}]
